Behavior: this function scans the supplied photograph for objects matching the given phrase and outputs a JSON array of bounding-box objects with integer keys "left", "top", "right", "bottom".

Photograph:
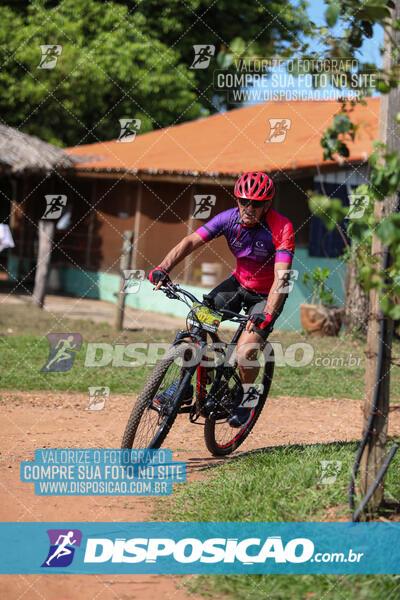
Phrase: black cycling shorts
[{"left": 206, "top": 274, "right": 286, "bottom": 341}]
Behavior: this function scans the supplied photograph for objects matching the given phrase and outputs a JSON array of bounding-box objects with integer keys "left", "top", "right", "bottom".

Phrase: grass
[
  {"left": 0, "top": 303, "right": 400, "bottom": 401},
  {"left": 190, "top": 573, "right": 400, "bottom": 600},
  {"left": 163, "top": 442, "right": 400, "bottom": 523},
  {"left": 158, "top": 441, "right": 400, "bottom": 600},
  {"left": 1, "top": 335, "right": 154, "bottom": 392},
  {"left": 2, "top": 303, "right": 399, "bottom": 598},
  {"left": 0, "top": 305, "right": 169, "bottom": 392}
]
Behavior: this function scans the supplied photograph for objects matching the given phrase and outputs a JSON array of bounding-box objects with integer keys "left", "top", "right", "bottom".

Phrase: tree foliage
[
  {"left": 305, "top": 1, "right": 400, "bottom": 321},
  {"left": 302, "top": 267, "right": 334, "bottom": 306},
  {"left": 0, "top": 0, "right": 311, "bottom": 145}
]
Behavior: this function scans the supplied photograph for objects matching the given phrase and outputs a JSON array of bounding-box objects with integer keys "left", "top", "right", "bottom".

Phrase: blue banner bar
[{"left": 0, "top": 522, "right": 399, "bottom": 574}]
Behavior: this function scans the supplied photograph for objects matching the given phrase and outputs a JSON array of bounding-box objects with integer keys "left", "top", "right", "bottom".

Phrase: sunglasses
[{"left": 238, "top": 198, "right": 268, "bottom": 209}]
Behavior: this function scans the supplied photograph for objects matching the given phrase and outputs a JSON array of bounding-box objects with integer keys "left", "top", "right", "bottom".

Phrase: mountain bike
[{"left": 121, "top": 281, "right": 275, "bottom": 456}]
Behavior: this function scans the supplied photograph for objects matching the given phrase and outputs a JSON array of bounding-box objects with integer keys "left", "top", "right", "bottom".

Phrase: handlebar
[{"left": 159, "top": 281, "right": 248, "bottom": 323}]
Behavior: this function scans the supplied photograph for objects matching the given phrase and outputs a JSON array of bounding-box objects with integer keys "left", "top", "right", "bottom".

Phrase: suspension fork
[
  {"left": 171, "top": 330, "right": 209, "bottom": 407},
  {"left": 195, "top": 331, "right": 209, "bottom": 406},
  {"left": 199, "top": 323, "right": 246, "bottom": 406}
]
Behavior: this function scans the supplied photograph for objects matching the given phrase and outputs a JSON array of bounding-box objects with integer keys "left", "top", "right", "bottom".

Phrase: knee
[{"left": 236, "top": 342, "right": 260, "bottom": 365}]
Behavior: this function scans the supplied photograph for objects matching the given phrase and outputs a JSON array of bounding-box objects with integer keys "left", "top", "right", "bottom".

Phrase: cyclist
[{"left": 149, "top": 171, "right": 295, "bottom": 427}]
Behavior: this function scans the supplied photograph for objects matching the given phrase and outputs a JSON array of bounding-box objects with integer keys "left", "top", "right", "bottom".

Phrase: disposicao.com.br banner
[{"left": 0, "top": 522, "right": 399, "bottom": 574}]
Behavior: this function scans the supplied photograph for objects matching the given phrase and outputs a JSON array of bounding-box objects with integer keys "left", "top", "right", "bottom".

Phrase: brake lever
[{"left": 161, "top": 284, "right": 178, "bottom": 299}]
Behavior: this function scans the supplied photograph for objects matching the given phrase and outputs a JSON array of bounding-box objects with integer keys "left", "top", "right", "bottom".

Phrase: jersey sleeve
[
  {"left": 195, "top": 211, "right": 227, "bottom": 242},
  {"left": 274, "top": 218, "right": 295, "bottom": 264}
]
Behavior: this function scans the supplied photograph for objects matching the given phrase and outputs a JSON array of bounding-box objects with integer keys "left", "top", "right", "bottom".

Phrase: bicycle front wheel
[{"left": 121, "top": 344, "right": 193, "bottom": 449}]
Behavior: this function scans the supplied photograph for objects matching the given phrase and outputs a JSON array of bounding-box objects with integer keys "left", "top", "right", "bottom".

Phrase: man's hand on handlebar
[
  {"left": 148, "top": 267, "right": 171, "bottom": 290},
  {"left": 246, "top": 312, "right": 273, "bottom": 333}
]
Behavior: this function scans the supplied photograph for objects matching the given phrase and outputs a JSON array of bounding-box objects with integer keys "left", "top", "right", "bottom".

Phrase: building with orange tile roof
[
  {"left": 67, "top": 97, "right": 379, "bottom": 179},
  {"left": 8, "top": 98, "right": 380, "bottom": 328}
]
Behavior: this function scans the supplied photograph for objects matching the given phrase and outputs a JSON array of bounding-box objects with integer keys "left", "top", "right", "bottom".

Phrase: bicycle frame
[
  {"left": 121, "top": 281, "right": 275, "bottom": 454},
  {"left": 161, "top": 282, "right": 248, "bottom": 420}
]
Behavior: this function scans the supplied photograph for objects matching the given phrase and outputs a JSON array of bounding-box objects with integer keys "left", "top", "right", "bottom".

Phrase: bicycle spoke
[
  {"left": 127, "top": 355, "right": 185, "bottom": 448},
  {"left": 132, "top": 402, "right": 161, "bottom": 447},
  {"left": 204, "top": 361, "right": 272, "bottom": 456},
  {"left": 211, "top": 411, "right": 256, "bottom": 448}
]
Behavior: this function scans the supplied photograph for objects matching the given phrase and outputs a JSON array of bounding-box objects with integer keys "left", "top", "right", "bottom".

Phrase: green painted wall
[
  {"left": 8, "top": 256, "right": 29, "bottom": 281},
  {"left": 8, "top": 250, "right": 346, "bottom": 330},
  {"left": 53, "top": 248, "right": 345, "bottom": 330}
]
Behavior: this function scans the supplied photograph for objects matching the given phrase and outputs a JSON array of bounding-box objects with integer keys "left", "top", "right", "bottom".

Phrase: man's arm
[
  {"left": 153, "top": 232, "right": 205, "bottom": 290},
  {"left": 246, "top": 262, "right": 291, "bottom": 333},
  {"left": 263, "top": 261, "right": 292, "bottom": 317},
  {"left": 265, "top": 215, "right": 294, "bottom": 317}
]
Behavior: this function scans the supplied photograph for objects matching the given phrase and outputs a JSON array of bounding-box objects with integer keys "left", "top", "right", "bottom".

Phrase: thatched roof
[{"left": 0, "top": 124, "right": 85, "bottom": 175}]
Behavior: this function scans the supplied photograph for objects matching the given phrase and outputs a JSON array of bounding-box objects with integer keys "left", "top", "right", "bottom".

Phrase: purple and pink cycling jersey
[{"left": 195, "top": 207, "right": 295, "bottom": 294}]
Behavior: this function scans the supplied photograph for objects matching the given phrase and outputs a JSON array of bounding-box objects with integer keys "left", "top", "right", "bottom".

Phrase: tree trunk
[
  {"left": 32, "top": 220, "right": 55, "bottom": 308},
  {"left": 359, "top": 0, "right": 400, "bottom": 514},
  {"left": 344, "top": 256, "right": 369, "bottom": 335},
  {"left": 114, "top": 231, "right": 134, "bottom": 331},
  {"left": 360, "top": 226, "right": 394, "bottom": 513}
]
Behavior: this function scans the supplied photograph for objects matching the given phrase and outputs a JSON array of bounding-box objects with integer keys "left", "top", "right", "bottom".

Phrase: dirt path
[
  {"left": 0, "top": 291, "right": 190, "bottom": 331},
  {"left": 1, "top": 390, "right": 400, "bottom": 599}
]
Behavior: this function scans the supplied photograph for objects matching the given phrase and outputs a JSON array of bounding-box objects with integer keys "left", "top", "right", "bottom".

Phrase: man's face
[{"left": 236, "top": 197, "right": 273, "bottom": 226}]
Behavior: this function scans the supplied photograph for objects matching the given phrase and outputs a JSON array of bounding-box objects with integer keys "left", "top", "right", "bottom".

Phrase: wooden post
[
  {"left": 132, "top": 181, "right": 142, "bottom": 270},
  {"left": 85, "top": 180, "right": 97, "bottom": 270},
  {"left": 32, "top": 219, "right": 55, "bottom": 308},
  {"left": 183, "top": 184, "right": 196, "bottom": 284},
  {"left": 17, "top": 178, "right": 28, "bottom": 281},
  {"left": 114, "top": 230, "right": 134, "bottom": 331},
  {"left": 7, "top": 178, "right": 17, "bottom": 280},
  {"left": 9, "top": 179, "right": 17, "bottom": 230},
  {"left": 359, "top": 0, "right": 400, "bottom": 513}
]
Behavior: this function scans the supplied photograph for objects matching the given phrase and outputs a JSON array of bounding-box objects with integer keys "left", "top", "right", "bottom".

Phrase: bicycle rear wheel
[
  {"left": 121, "top": 344, "right": 193, "bottom": 449},
  {"left": 204, "top": 342, "right": 274, "bottom": 456}
]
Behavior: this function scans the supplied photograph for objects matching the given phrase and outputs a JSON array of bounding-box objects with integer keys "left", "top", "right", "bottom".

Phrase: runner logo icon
[
  {"left": 121, "top": 269, "right": 145, "bottom": 294},
  {"left": 86, "top": 386, "right": 110, "bottom": 411},
  {"left": 241, "top": 384, "right": 263, "bottom": 408},
  {"left": 41, "top": 529, "right": 82, "bottom": 568},
  {"left": 41, "top": 333, "right": 82, "bottom": 372},
  {"left": 117, "top": 118, "right": 141, "bottom": 142},
  {"left": 190, "top": 45, "right": 215, "bottom": 69},
  {"left": 193, "top": 195, "right": 216, "bottom": 219},
  {"left": 265, "top": 118, "right": 291, "bottom": 143},
  {"left": 38, "top": 45, "right": 62, "bottom": 69},
  {"left": 42, "top": 194, "right": 67, "bottom": 220}
]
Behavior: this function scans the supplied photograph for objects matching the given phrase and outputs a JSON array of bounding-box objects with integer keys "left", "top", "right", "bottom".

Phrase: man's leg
[
  {"left": 228, "top": 294, "right": 276, "bottom": 428},
  {"left": 236, "top": 329, "right": 265, "bottom": 384},
  {"left": 227, "top": 329, "right": 266, "bottom": 428},
  {"left": 236, "top": 293, "right": 288, "bottom": 383},
  {"left": 155, "top": 276, "right": 242, "bottom": 407},
  {"left": 204, "top": 274, "right": 243, "bottom": 315},
  {"left": 235, "top": 292, "right": 273, "bottom": 384}
]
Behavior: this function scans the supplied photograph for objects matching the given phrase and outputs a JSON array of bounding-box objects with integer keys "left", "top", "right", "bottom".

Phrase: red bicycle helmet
[{"left": 234, "top": 171, "right": 275, "bottom": 201}]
